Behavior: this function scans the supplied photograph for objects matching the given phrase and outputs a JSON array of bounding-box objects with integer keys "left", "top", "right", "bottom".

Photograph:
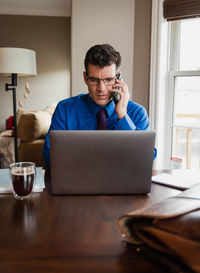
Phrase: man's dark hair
[{"left": 84, "top": 44, "right": 121, "bottom": 75}]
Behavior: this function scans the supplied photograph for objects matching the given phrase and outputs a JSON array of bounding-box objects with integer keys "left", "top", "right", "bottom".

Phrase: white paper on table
[
  {"left": 0, "top": 167, "right": 45, "bottom": 193},
  {"left": 152, "top": 170, "right": 200, "bottom": 190}
]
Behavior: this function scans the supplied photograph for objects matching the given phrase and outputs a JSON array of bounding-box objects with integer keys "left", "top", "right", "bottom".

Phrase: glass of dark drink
[{"left": 10, "top": 162, "right": 36, "bottom": 200}]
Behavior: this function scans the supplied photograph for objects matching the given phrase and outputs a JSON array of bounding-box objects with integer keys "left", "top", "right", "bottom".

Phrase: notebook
[{"left": 50, "top": 130, "right": 155, "bottom": 195}]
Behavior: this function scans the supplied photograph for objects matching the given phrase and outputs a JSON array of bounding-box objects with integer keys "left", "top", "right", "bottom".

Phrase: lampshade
[{"left": 0, "top": 47, "right": 37, "bottom": 76}]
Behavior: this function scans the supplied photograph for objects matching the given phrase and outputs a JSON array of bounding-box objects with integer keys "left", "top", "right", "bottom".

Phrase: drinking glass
[{"left": 10, "top": 162, "right": 36, "bottom": 200}]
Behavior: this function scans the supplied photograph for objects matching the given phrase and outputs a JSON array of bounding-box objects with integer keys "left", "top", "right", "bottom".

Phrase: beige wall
[
  {"left": 71, "top": 0, "right": 135, "bottom": 97},
  {"left": 0, "top": 1, "right": 152, "bottom": 130},
  {"left": 0, "top": 15, "right": 70, "bottom": 130},
  {"left": 133, "top": 0, "right": 152, "bottom": 111}
]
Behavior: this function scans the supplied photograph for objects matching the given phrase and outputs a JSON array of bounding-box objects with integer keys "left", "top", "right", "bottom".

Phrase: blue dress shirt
[{"left": 43, "top": 94, "right": 151, "bottom": 167}]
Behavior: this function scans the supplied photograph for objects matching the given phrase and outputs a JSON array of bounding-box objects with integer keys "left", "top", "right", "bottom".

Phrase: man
[{"left": 43, "top": 44, "right": 151, "bottom": 167}]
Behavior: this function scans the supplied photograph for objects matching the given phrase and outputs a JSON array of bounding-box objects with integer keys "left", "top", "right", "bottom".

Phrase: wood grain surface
[{"left": 0, "top": 183, "right": 181, "bottom": 273}]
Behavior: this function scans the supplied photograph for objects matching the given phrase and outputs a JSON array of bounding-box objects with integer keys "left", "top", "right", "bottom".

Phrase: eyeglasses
[{"left": 86, "top": 76, "right": 116, "bottom": 86}]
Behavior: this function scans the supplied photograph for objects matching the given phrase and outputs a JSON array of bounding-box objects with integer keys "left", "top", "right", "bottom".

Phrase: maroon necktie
[{"left": 97, "top": 109, "right": 107, "bottom": 130}]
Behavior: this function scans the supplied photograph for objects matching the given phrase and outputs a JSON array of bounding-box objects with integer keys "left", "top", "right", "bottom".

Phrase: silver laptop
[{"left": 50, "top": 130, "right": 155, "bottom": 195}]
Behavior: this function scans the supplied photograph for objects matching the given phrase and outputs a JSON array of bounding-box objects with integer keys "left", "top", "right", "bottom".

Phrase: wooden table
[{"left": 0, "top": 183, "right": 181, "bottom": 273}]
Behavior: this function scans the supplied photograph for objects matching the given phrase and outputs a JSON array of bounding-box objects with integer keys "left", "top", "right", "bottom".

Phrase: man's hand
[{"left": 110, "top": 78, "right": 130, "bottom": 120}]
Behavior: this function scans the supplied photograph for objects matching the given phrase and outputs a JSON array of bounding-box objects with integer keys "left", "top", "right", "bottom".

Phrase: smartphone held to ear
[{"left": 112, "top": 73, "right": 121, "bottom": 104}]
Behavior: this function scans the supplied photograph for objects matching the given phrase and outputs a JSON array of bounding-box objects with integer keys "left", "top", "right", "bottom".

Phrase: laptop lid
[{"left": 50, "top": 130, "right": 155, "bottom": 195}]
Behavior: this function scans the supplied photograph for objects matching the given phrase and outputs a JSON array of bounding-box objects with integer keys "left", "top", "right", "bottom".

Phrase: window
[
  {"left": 180, "top": 19, "right": 200, "bottom": 70},
  {"left": 165, "top": 19, "right": 200, "bottom": 169}
]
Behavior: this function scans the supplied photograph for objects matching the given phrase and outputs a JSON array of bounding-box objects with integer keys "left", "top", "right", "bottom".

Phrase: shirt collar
[{"left": 87, "top": 94, "right": 115, "bottom": 117}]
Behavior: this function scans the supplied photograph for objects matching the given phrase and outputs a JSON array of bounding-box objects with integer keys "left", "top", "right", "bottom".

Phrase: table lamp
[{"left": 0, "top": 47, "right": 37, "bottom": 162}]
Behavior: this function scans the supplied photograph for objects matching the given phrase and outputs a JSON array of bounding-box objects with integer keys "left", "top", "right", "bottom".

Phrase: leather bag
[{"left": 118, "top": 184, "right": 200, "bottom": 273}]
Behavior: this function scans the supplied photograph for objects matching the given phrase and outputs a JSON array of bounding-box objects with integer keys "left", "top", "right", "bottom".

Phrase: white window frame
[
  {"left": 150, "top": 0, "right": 200, "bottom": 170},
  {"left": 149, "top": 0, "right": 169, "bottom": 170},
  {"left": 163, "top": 20, "right": 181, "bottom": 169}
]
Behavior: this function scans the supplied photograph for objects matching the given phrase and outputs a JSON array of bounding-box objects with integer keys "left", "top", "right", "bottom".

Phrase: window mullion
[{"left": 163, "top": 21, "right": 181, "bottom": 168}]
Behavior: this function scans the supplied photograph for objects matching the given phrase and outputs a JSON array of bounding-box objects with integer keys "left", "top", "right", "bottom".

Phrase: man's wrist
[
  {"left": 115, "top": 114, "right": 136, "bottom": 130},
  {"left": 117, "top": 112, "right": 127, "bottom": 120}
]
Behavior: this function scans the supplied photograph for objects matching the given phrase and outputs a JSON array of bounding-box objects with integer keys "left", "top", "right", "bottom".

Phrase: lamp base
[{"left": 5, "top": 74, "right": 18, "bottom": 163}]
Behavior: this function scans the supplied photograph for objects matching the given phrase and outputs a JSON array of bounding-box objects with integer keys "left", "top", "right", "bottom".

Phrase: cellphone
[{"left": 112, "top": 73, "right": 121, "bottom": 104}]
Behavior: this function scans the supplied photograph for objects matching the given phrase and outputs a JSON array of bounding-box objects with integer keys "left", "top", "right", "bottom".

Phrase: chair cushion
[
  {"left": 17, "top": 103, "right": 56, "bottom": 142},
  {"left": 18, "top": 139, "right": 45, "bottom": 167}
]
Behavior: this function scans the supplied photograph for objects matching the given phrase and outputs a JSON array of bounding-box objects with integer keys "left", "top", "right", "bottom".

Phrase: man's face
[{"left": 83, "top": 63, "right": 116, "bottom": 107}]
